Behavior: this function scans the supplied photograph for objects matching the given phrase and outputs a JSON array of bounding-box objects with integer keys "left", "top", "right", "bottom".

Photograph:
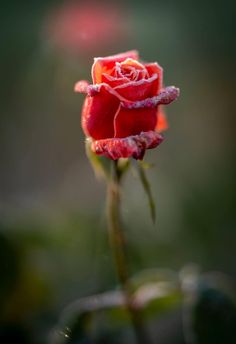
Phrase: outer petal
[
  {"left": 92, "top": 50, "right": 139, "bottom": 84},
  {"left": 120, "top": 86, "right": 180, "bottom": 109},
  {"left": 145, "top": 62, "right": 163, "bottom": 95},
  {"left": 74, "top": 80, "right": 89, "bottom": 93},
  {"left": 78, "top": 82, "right": 130, "bottom": 101},
  {"left": 81, "top": 85, "right": 120, "bottom": 140},
  {"left": 114, "top": 74, "right": 158, "bottom": 101},
  {"left": 156, "top": 108, "right": 168, "bottom": 132},
  {"left": 114, "top": 106, "right": 157, "bottom": 138},
  {"left": 91, "top": 131, "right": 163, "bottom": 160}
]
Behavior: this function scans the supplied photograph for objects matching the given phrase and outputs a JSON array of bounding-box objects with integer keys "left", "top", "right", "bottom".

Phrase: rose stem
[{"left": 107, "top": 160, "right": 152, "bottom": 344}]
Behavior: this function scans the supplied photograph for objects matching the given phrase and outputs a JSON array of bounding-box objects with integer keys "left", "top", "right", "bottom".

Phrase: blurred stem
[{"left": 107, "top": 160, "right": 152, "bottom": 344}]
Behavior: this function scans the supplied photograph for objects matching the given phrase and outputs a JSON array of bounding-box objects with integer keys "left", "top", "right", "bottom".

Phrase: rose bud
[{"left": 75, "top": 51, "right": 179, "bottom": 160}]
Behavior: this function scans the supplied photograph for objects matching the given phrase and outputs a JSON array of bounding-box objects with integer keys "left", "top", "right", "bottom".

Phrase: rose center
[{"left": 111, "top": 62, "right": 149, "bottom": 82}]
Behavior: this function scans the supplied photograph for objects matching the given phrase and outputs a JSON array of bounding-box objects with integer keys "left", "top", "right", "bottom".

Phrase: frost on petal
[
  {"left": 74, "top": 80, "right": 89, "bottom": 93},
  {"left": 121, "top": 86, "right": 180, "bottom": 109},
  {"left": 114, "top": 74, "right": 158, "bottom": 101},
  {"left": 102, "top": 73, "right": 130, "bottom": 88},
  {"left": 120, "top": 58, "right": 145, "bottom": 70},
  {"left": 91, "top": 131, "right": 163, "bottom": 160},
  {"left": 74, "top": 80, "right": 101, "bottom": 96},
  {"left": 92, "top": 50, "right": 139, "bottom": 83},
  {"left": 145, "top": 62, "right": 163, "bottom": 95}
]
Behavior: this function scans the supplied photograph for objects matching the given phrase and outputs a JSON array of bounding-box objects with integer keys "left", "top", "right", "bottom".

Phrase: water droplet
[{"left": 50, "top": 326, "right": 72, "bottom": 344}]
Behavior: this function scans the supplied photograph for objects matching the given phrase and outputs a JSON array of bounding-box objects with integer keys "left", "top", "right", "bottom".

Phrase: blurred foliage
[
  {"left": 0, "top": 0, "right": 236, "bottom": 342},
  {"left": 192, "top": 287, "right": 236, "bottom": 343}
]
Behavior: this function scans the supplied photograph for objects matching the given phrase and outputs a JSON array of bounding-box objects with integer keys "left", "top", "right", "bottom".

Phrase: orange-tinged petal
[
  {"left": 156, "top": 109, "right": 168, "bottom": 132},
  {"left": 120, "top": 58, "right": 145, "bottom": 70}
]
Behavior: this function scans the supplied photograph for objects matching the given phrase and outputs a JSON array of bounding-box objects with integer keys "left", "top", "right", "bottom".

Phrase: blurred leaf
[
  {"left": 138, "top": 161, "right": 154, "bottom": 170},
  {"left": 137, "top": 161, "right": 156, "bottom": 223},
  {"left": 52, "top": 313, "right": 92, "bottom": 344},
  {"left": 130, "top": 268, "right": 178, "bottom": 290},
  {"left": 85, "top": 139, "right": 111, "bottom": 181},
  {"left": 130, "top": 268, "right": 182, "bottom": 320},
  {"left": 192, "top": 287, "right": 236, "bottom": 344},
  {"left": 52, "top": 269, "right": 184, "bottom": 343},
  {"left": 116, "top": 158, "right": 130, "bottom": 182},
  {"left": 51, "top": 292, "right": 133, "bottom": 344},
  {"left": 182, "top": 270, "right": 236, "bottom": 344}
]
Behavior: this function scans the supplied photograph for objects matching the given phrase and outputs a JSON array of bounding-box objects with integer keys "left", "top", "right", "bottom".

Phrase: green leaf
[
  {"left": 181, "top": 270, "right": 236, "bottom": 344},
  {"left": 137, "top": 161, "right": 156, "bottom": 224},
  {"left": 138, "top": 161, "right": 154, "bottom": 170},
  {"left": 130, "top": 269, "right": 182, "bottom": 314},
  {"left": 116, "top": 158, "right": 130, "bottom": 182},
  {"left": 85, "top": 139, "right": 111, "bottom": 181}
]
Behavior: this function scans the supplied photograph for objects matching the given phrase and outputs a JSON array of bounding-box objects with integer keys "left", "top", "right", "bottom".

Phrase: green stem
[{"left": 107, "top": 160, "right": 152, "bottom": 344}]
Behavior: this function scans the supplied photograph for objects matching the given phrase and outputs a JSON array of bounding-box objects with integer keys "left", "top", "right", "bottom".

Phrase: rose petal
[
  {"left": 145, "top": 62, "right": 163, "bottom": 95},
  {"left": 156, "top": 108, "right": 168, "bottom": 132},
  {"left": 136, "top": 69, "right": 149, "bottom": 80},
  {"left": 92, "top": 50, "right": 139, "bottom": 84},
  {"left": 74, "top": 80, "right": 89, "bottom": 93},
  {"left": 91, "top": 131, "right": 163, "bottom": 160},
  {"left": 120, "top": 58, "right": 145, "bottom": 70},
  {"left": 114, "top": 74, "right": 158, "bottom": 101},
  {"left": 102, "top": 73, "right": 130, "bottom": 88},
  {"left": 120, "top": 86, "right": 180, "bottom": 109},
  {"left": 75, "top": 80, "right": 129, "bottom": 104},
  {"left": 74, "top": 80, "right": 101, "bottom": 96},
  {"left": 114, "top": 106, "right": 157, "bottom": 138},
  {"left": 81, "top": 86, "right": 120, "bottom": 140}
]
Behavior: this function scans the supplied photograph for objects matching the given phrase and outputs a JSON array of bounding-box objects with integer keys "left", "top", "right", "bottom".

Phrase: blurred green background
[{"left": 0, "top": 0, "right": 236, "bottom": 343}]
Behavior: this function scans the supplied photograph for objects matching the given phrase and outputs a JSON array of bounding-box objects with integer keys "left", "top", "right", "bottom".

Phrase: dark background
[{"left": 0, "top": 0, "right": 235, "bottom": 343}]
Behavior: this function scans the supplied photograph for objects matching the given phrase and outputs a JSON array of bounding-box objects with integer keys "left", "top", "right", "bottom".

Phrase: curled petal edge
[
  {"left": 74, "top": 82, "right": 179, "bottom": 109},
  {"left": 74, "top": 81, "right": 129, "bottom": 101},
  {"left": 90, "top": 131, "right": 164, "bottom": 160},
  {"left": 121, "top": 86, "right": 180, "bottom": 109},
  {"left": 74, "top": 80, "right": 89, "bottom": 93}
]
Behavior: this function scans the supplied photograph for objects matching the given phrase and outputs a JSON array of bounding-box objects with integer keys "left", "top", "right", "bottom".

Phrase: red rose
[{"left": 75, "top": 50, "right": 179, "bottom": 160}]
